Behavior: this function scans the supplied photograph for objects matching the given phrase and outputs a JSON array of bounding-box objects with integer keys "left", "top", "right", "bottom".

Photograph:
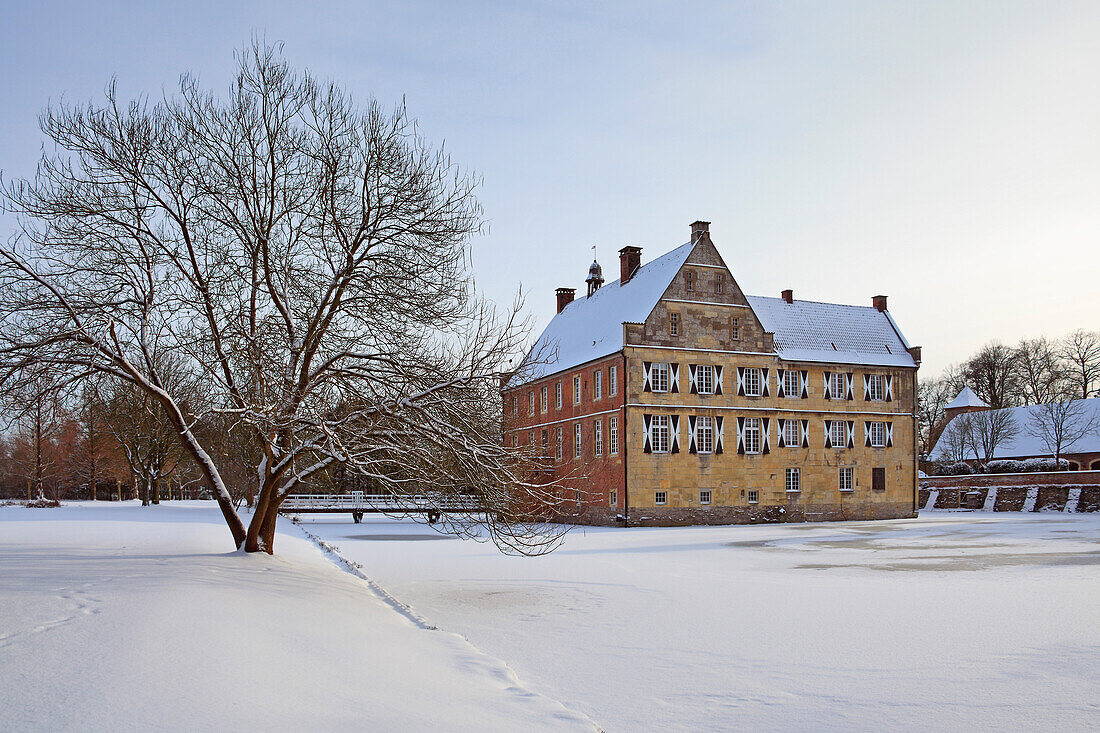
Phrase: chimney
[
  {"left": 555, "top": 287, "right": 575, "bottom": 314},
  {"left": 781, "top": 289, "right": 793, "bottom": 304},
  {"left": 619, "top": 246, "right": 642, "bottom": 285},
  {"left": 873, "top": 295, "right": 888, "bottom": 312},
  {"left": 690, "top": 220, "right": 710, "bottom": 241},
  {"left": 908, "top": 346, "right": 922, "bottom": 364}
]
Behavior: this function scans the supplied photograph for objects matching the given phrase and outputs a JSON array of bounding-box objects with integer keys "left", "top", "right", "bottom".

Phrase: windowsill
[
  {"left": 747, "top": 501, "right": 759, "bottom": 505},
  {"left": 785, "top": 489, "right": 802, "bottom": 494},
  {"left": 839, "top": 488, "right": 854, "bottom": 493}
]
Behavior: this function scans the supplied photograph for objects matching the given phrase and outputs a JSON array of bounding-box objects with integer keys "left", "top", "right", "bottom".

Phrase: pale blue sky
[{"left": 2, "top": 1, "right": 1098, "bottom": 376}]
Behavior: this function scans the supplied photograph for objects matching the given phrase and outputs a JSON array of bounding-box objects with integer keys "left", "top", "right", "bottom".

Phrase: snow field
[
  {"left": 302, "top": 512, "right": 1100, "bottom": 732},
  {"left": 0, "top": 502, "right": 596, "bottom": 732}
]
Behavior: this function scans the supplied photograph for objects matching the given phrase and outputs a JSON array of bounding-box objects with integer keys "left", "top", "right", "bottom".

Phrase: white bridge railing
[{"left": 280, "top": 492, "right": 482, "bottom": 513}]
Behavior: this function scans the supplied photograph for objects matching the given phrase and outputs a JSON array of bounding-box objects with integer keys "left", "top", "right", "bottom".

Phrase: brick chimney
[
  {"left": 872, "top": 295, "right": 888, "bottom": 312},
  {"left": 690, "top": 220, "right": 710, "bottom": 241},
  {"left": 555, "top": 287, "right": 575, "bottom": 313},
  {"left": 619, "top": 246, "right": 642, "bottom": 285},
  {"left": 781, "top": 289, "right": 793, "bottom": 304}
]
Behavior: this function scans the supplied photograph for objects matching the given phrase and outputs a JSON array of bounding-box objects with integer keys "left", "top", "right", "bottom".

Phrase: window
[
  {"left": 743, "top": 367, "right": 762, "bottom": 397},
  {"left": 716, "top": 274, "right": 724, "bottom": 294},
  {"left": 870, "top": 421, "right": 886, "bottom": 448},
  {"left": 574, "top": 423, "right": 582, "bottom": 458},
  {"left": 786, "top": 467, "right": 801, "bottom": 493},
  {"left": 512, "top": 395, "right": 517, "bottom": 418},
  {"left": 697, "top": 364, "right": 715, "bottom": 395},
  {"left": 594, "top": 370, "right": 602, "bottom": 399},
  {"left": 594, "top": 420, "right": 603, "bottom": 456},
  {"left": 528, "top": 430, "right": 534, "bottom": 446},
  {"left": 830, "top": 420, "right": 846, "bottom": 448},
  {"left": 556, "top": 427, "right": 563, "bottom": 460},
  {"left": 573, "top": 375, "right": 581, "bottom": 405},
  {"left": 609, "top": 416, "right": 619, "bottom": 455},
  {"left": 512, "top": 435, "right": 518, "bottom": 448},
  {"left": 868, "top": 374, "right": 885, "bottom": 401},
  {"left": 700, "top": 489, "right": 712, "bottom": 505},
  {"left": 829, "top": 372, "right": 844, "bottom": 399},
  {"left": 670, "top": 312, "right": 679, "bottom": 337},
  {"left": 651, "top": 362, "right": 670, "bottom": 393},
  {"left": 782, "top": 419, "right": 799, "bottom": 448},
  {"left": 541, "top": 429, "right": 548, "bottom": 448},
  {"left": 610, "top": 490, "right": 618, "bottom": 507},
  {"left": 685, "top": 271, "right": 694, "bottom": 291},
  {"left": 697, "top": 416, "right": 714, "bottom": 454},
  {"left": 528, "top": 392, "right": 535, "bottom": 416},
  {"left": 782, "top": 370, "right": 799, "bottom": 398},
  {"left": 839, "top": 467, "right": 854, "bottom": 492},
  {"left": 540, "top": 386, "right": 548, "bottom": 413},
  {"left": 651, "top": 414, "right": 671, "bottom": 453},
  {"left": 747, "top": 490, "right": 759, "bottom": 504},
  {"left": 555, "top": 382, "right": 562, "bottom": 409},
  {"left": 730, "top": 317, "right": 740, "bottom": 341},
  {"left": 743, "top": 417, "right": 761, "bottom": 454},
  {"left": 609, "top": 366, "right": 617, "bottom": 396},
  {"left": 655, "top": 491, "right": 667, "bottom": 505},
  {"left": 872, "top": 467, "right": 886, "bottom": 492}
]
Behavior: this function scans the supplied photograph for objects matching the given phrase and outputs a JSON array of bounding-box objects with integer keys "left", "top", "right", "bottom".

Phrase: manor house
[{"left": 502, "top": 221, "right": 921, "bottom": 526}]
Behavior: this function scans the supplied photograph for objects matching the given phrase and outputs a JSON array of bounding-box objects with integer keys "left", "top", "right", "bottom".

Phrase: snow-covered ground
[
  {"left": 302, "top": 511, "right": 1100, "bottom": 732},
  {"left": 0, "top": 502, "right": 595, "bottom": 732}
]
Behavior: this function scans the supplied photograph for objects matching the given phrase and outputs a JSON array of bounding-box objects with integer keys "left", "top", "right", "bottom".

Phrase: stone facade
[{"left": 503, "top": 221, "right": 920, "bottom": 527}]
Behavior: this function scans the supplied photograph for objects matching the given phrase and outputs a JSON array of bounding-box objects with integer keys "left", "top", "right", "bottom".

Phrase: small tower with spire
[{"left": 586, "top": 245, "right": 604, "bottom": 297}]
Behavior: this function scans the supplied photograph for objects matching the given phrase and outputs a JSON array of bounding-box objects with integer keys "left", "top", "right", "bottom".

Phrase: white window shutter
[
  {"left": 670, "top": 363, "right": 680, "bottom": 393},
  {"left": 824, "top": 420, "right": 832, "bottom": 448},
  {"left": 643, "top": 414, "right": 652, "bottom": 453},
  {"left": 688, "top": 415, "right": 697, "bottom": 453},
  {"left": 776, "top": 370, "right": 785, "bottom": 398},
  {"left": 715, "top": 365, "right": 723, "bottom": 395},
  {"left": 777, "top": 418, "right": 786, "bottom": 447},
  {"left": 800, "top": 419, "right": 809, "bottom": 448},
  {"left": 863, "top": 374, "right": 871, "bottom": 401},
  {"left": 886, "top": 421, "right": 894, "bottom": 447},
  {"left": 688, "top": 364, "right": 698, "bottom": 394},
  {"left": 800, "top": 370, "right": 808, "bottom": 399},
  {"left": 715, "top": 416, "right": 724, "bottom": 454},
  {"left": 885, "top": 375, "right": 893, "bottom": 402},
  {"left": 823, "top": 372, "right": 832, "bottom": 399},
  {"left": 737, "top": 367, "right": 745, "bottom": 397},
  {"left": 762, "top": 369, "right": 770, "bottom": 397},
  {"left": 864, "top": 421, "right": 872, "bottom": 447},
  {"left": 845, "top": 373, "right": 854, "bottom": 401},
  {"left": 643, "top": 362, "right": 652, "bottom": 392},
  {"left": 670, "top": 415, "right": 680, "bottom": 453},
  {"left": 846, "top": 420, "right": 855, "bottom": 448},
  {"left": 761, "top": 417, "right": 771, "bottom": 454},
  {"left": 736, "top": 416, "right": 745, "bottom": 454}
]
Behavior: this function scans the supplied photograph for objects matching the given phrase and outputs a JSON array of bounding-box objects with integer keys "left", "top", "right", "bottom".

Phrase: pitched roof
[
  {"left": 930, "top": 398, "right": 1100, "bottom": 460},
  {"left": 745, "top": 296, "right": 918, "bottom": 368},
  {"left": 514, "top": 241, "right": 694, "bottom": 382},
  {"left": 945, "top": 387, "right": 988, "bottom": 410}
]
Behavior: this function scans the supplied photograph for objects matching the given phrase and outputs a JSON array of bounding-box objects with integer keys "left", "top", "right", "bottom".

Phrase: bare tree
[
  {"left": 965, "top": 408, "right": 1020, "bottom": 470},
  {"left": 963, "top": 342, "right": 1020, "bottom": 409},
  {"left": 99, "top": 378, "right": 183, "bottom": 506},
  {"left": 1014, "top": 337, "right": 1065, "bottom": 405},
  {"left": 0, "top": 42, "right": 568, "bottom": 553},
  {"left": 1027, "top": 397, "right": 1098, "bottom": 466},
  {"left": 1061, "top": 329, "right": 1100, "bottom": 399},
  {"left": 936, "top": 412, "right": 974, "bottom": 463},
  {"left": 917, "top": 376, "right": 954, "bottom": 455},
  {"left": 3, "top": 368, "right": 66, "bottom": 501}
]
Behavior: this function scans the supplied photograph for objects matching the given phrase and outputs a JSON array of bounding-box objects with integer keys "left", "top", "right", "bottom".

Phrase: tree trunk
[{"left": 152, "top": 473, "right": 160, "bottom": 504}]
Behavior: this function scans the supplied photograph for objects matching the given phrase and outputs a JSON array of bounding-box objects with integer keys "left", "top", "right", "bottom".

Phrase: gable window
[
  {"left": 872, "top": 467, "right": 886, "bottom": 491},
  {"left": 528, "top": 392, "right": 535, "bottom": 416},
  {"left": 870, "top": 421, "right": 887, "bottom": 448},
  {"left": 594, "top": 420, "right": 603, "bottom": 456},
  {"left": 556, "top": 427, "right": 563, "bottom": 460},
  {"left": 594, "top": 370, "right": 602, "bottom": 400},
  {"left": 685, "top": 271, "right": 694, "bottom": 291},
  {"left": 651, "top": 414, "right": 671, "bottom": 453},
  {"left": 743, "top": 417, "right": 761, "bottom": 454},
  {"left": 839, "top": 467, "right": 854, "bottom": 492},
  {"left": 743, "top": 367, "right": 762, "bottom": 397},
  {"left": 651, "top": 362, "right": 670, "bottom": 393},
  {"left": 540, "top": 386, "right": 548, "bottom": 413},
  {"left": 782, "top": 370, "right": 799, "bottom": 399},
  {"left": 609, "top": 366, "right": 618, "bottom": 396},
  {"left": 697, "top": 364, "right": 715, "bottom": 395},
  {"left": 699, "top": 489, "right": 712, "bottom": 505},
  {"left": 730, "top": 317, "right": 740, "bottom": 341},
  {"left": 573, "top": 375, "right": 581, "bottom": 405},
  {"left": 670, "top": 312, "right": 679, "bottom": 337},
  {"left": 555, "top": 382, "right": 562, "bottom": 409},
  {"left": 574, "top": 423, "right": 583, "bottom": 458},
  {"left": 782, "top": 419, "right": 799, "bottom": 448},
  {"left": 747, "top": 490, "right": 759, "bottom": 504},
  {"left": 696, "top": 416, "right": 714, "bottom": 453},
  {"left": 609, "top": 416, "right": 619, "bottom": 455},
  {"left": 785, "top": 467, "right": 801, "bottom": 493},
  {"left": 655, "top": 491, "right": 667, "bottom": 505},
  {"left": 829, "top": 372, "right": 844, "bottom": 400},
  {"left": 868, "top": 374, "right": 885, "bottom": 401},
  {"left": 715, "top": 274, "right": 724, "bottom": 294},
  {"left": 830, "top": 420, "right": 846, "bottom": 448}
]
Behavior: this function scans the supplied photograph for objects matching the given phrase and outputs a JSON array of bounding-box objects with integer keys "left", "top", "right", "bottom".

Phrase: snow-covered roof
[
  {"left": 930, "top": 398, "right": 1100, "bottom": 460},
  {"left": 746, "top": 296, "right": 918, "bottom": 368},
  {"left": 513, "top": 242, "right": 694, "bottom": 382},
  {"left": 945, "top": 387, "right": 988, "bottom": 410}
]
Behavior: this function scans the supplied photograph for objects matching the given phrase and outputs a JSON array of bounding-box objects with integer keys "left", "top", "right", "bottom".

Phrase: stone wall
[{"left": 918, "top": 471, "right": 1100, "bottom": 512}]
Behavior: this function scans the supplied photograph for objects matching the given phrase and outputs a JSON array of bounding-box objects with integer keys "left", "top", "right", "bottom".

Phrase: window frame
[
  {"left": 743, "top": 367, "right": 762, "bottom": 397},
  {"left": 839, "top": 466, "right": 854, "bottom": 492},
  {"left": 651, "top": 414, "right": 671, "bottom": 454},
  {"left": 651, "top": 362, "right": 670, "bottom": 393},
  {"left": 697, "top": 364, "right": 715, "bottom": 395},
  {"left": 868, "top": 374, "right": 885, "bottom": 401},
  {"left": 528, "top": 392, "right": 534, "bottom": 416},
  {"left": 610, "top": 490, "right": 618, "bottom": 507},
  {"left": 870, "top": 421, "right": 887, "bottom": 448},
  {"left": 830, "top": 420, "right": 846, "bottom": 448},
  {"left": 829, "top": 372, "right": 844, "bottom": 400},
  {"left": 512, "top": 395, "right": 517, "bottom": 418},
  {"left": 670, "top": 312, "right": 679, "bottom": 337},
  {"left": 730, "top": 317, "right": 740, "bottom": 341},
  {"left": 609, "top": 416, "right": 619, "bottom": 456},
  {"left": 573, "top": 375, "right": 582, "bottom": 405},
  {"left": 747, "top": 490, "right": 759, "bottom": 504},
  {"left": 540, "top": 386, "right": 548, "bottom": 413},
  {"left": 594, "top": 419, "right": 603, "bottom": 456},
  {"left": 696, "top": 415, "right": 714, "bottom": 453},
  {"left": 743, "top": 417, "right": 762, "bottom": 455},
  {"left": 574, "top": 423, "right": 582, "bottom": 458},
  {"left": 555, "top": 382, "right": 562, "bottom": 410},
  {"left": 685, "top": 270, "right": 694, "bottom": 292},
  {"left": 556, "top": 427, "right": 563, "bottom": 460},
  {"left": 872, "top": 467, "right": 886, "bottom": 492},
  {"left": 782, "top": 370, "right": 799, "bottom": 398},
  {"left": 655, "top": 490, "right": 667, "bottom": 505},
  {"left": 609, "top": 366, "right": 618, "bottom": 396},
  {"left": 594, "top": 370, "right": 602, "bottom": 400},
  {"left": 785, "top": 467, "right": 801, "bottom": 493},
  {"left": 782, "top": 419, "right": 799, "bottom": 448},
  {"left": 715, "top": 274, "right": 724, "bottom": 294}
]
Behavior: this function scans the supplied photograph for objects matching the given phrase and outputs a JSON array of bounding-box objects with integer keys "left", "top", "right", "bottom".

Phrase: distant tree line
[{"left": 919, "top": 329, "right": 1100, "bottom": 471}]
